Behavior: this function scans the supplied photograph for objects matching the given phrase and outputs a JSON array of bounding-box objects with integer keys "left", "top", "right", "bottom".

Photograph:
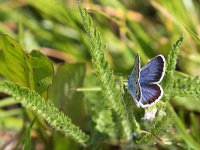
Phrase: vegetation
[{"left": 0, "top": 0, "right": 199, "bottom": 149}]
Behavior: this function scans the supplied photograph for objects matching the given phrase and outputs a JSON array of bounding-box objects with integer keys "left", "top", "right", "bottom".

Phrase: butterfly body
[{"left": 128, "top": 54, "right": 165, "bottom": 108}]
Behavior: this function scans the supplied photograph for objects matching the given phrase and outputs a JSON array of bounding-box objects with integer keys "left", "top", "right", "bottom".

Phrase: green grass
[{"left": 0, "top": 0, "right": 200, "bottom": 149}]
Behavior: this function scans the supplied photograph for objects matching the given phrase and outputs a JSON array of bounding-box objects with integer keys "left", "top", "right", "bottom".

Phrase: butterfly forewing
[{"left": 139, "top": 55, "right": 165, "bottom": 84}]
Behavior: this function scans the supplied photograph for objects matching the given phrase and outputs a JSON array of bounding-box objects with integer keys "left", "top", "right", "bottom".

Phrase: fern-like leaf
[
  {"left": 136, "top": 103, "right": 174, "bottom": 144},
  {"left": 0, "top": 82, "right": 89, "bottom": 146},
  {"left": 79, "top": 5, "right": 134, "bottom": 138},
  {"left": 173, "top": 76, "right": 200, "bottom": 100},
  {"left": 163, "top": 36, "right": 183, "bottom": 99}
]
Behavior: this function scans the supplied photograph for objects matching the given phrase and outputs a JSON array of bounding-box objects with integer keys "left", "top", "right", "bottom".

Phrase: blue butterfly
[{"left": 128, "top": 54, "right": 165, "bottom": 108}]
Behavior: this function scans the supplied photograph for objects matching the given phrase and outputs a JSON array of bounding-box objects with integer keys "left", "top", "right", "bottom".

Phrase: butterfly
[{"left": 128, "top": 54, "right": 165, "bottom": 108}]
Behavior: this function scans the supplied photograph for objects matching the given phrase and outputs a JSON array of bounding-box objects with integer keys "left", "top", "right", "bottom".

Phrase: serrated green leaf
[
  {"left": 79, "top": 5, "right": 134, "bottom": 140},
  {"left": 93, "top": 109, "right": 117, "bottom": 138},
  {"left": 172, "top": 76, "right": 200, "bottom": 100},
  {"left": 0, "top": 81, "right": 90, "bottom": 145},
  {"left": 163, "top": 36, "right": 183, "bottom": 100},
  {"left": 136, "top": 103, "right": 174, "bottom": 144}
]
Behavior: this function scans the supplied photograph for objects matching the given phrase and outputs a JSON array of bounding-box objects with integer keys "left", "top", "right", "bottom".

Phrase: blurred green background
[{"left": 0, "top": 0, "right": 200, "bottom": 149}]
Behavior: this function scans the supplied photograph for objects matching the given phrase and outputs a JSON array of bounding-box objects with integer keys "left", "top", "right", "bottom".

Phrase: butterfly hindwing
[
  {"left": 139, "top": 83, "right": 163, "bottom": 107},
  {"left": 139, "top": 55, "right": 165, "bottom": 84},
  {"left": 128, "top": 54, "right": 141, "bottom": 103}
]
